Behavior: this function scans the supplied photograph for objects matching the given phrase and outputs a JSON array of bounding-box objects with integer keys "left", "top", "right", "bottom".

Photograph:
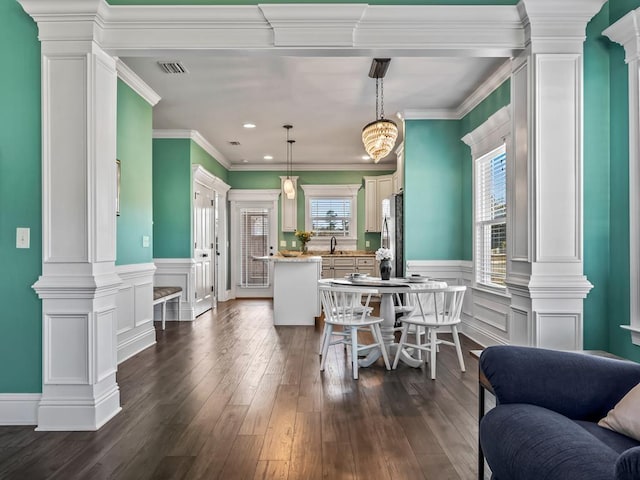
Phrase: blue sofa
[{"left": 479, "top": 346, "right": 640, "bottom": 480}]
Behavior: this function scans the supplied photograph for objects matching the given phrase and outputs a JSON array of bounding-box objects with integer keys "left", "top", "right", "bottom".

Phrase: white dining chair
[
  {"left": 318, "top": 284, "right": 391, "bottom": 380},
  {"left": 392, "top": 285, "right": 466, "bottom": 379}
]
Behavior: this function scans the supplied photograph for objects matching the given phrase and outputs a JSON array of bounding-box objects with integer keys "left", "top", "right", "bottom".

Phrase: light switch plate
[
  {"left": 280, "top": 240, "right": 287, "bottom": 247},
  {"left": 291, "top": 240, "right": 297, "bottom": 247},
  {"left": 16, "top": 227, "right": 30, "bottom": 249},
  {"left": 142, "top": 235, "right": 150, "bottom": 247},
  {"left": 365, "top": 240, "right": 370, "bottom": 247}
]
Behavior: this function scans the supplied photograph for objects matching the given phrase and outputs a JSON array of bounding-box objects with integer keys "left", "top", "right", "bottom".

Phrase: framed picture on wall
[{"left": 116, "top": 159, "right": 121, "bottom": 216}]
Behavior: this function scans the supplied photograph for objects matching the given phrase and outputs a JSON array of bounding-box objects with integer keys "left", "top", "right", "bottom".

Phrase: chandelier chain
[{"left": 380, "top": 77, "right": 385, "bottom": 119}]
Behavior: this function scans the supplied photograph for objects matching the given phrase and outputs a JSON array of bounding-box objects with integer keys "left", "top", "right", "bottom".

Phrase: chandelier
[
  {"left": 362, "top": 58, "right": 398, "bottom": 163},
  {"left": 283, "top": 125, "right": 295, "bottom": 200}
]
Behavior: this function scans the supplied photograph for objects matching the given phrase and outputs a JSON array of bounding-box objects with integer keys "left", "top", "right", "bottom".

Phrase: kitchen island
[{"left": 272, "top": 254, "right": 322, "bottom": 326}]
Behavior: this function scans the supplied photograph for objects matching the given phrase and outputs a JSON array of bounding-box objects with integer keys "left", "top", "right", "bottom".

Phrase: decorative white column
[
  {"left": 604, "top": 10, "right": 640, "bottom": 345},
  {"left": 507, "top": 0, "right": 606, "bottom": 350},
  {"left": 20, "top": 0, "right": 122, "bottom": 430}
]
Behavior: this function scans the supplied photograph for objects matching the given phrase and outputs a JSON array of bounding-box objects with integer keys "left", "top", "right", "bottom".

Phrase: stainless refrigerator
[{"left": 381, "top": 193, "right": 404, "bottom": 278}]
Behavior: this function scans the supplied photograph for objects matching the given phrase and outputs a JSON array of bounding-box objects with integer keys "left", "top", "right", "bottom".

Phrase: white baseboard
[
  {"left": 460, "top": 316, "right": 509, "bottom": 348},
  {"left": 117, "top": 326, "right": 156, "bottom": 364},
  {"left": 0, "top": 393, "right": 41, "bottom": 425}
]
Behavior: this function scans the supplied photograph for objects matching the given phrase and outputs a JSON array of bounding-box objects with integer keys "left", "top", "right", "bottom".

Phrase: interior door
[
  {"left": 234, "top": 202, "right": 277, "bottom": 297},
  {"left": 194, "top": 182, "right": 215, "bottom": 316}
]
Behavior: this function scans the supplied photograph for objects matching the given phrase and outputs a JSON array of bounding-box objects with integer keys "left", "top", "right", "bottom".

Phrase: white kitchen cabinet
[
  {"left": 321, "top": 255, "right": 377, "bottom": 278},
  {"left": 364, "top": 174, "right": 393, "bottom": 232},
  {"left": 280, "top": 176, "right": 298, "bottom": 232}
]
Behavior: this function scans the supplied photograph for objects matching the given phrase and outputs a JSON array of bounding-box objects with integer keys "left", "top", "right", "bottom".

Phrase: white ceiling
[{"left": 122, "top": 55, "right": 507, "bottom": 169}]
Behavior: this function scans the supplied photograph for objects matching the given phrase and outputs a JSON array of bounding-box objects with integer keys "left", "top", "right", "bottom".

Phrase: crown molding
[
  {"left": 115, "top": 58, "right": 160, "bottom": 106},
  {"left": 603, "top": 8, "right": 640, "bottom": 63},
  {"left": 456, "top": 59, "right": 512, "bottom": 119},
  {"left": 152, "top": 129, "right": 231, "bottom": 170},
  {"left": 19, "top": 2, "right": 523, "bottom": 57}
]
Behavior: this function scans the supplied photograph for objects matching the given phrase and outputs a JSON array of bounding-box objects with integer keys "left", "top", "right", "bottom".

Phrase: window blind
[
  {"left": 239, "top": 208, "right": 269, "bottom": 287},
  {"left": 310, "top": 198, "right": 351, "bottom": 237},
  {"left": 475, "top": 147, "right": 507, "bottom": 287}
]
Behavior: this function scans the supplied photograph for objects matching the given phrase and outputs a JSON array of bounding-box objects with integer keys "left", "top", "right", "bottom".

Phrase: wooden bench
[{"left": 153, "top": 286, "right": 182, "bottom": 330}]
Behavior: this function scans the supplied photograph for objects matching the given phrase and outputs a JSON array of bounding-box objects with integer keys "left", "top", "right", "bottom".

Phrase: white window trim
[
  {"left": 300, "top": 184, "right": 360, "bottom": 251},
  {"left": 604, "top": 11, "right": 640, "bottom": 345},
  {"left": 462, "top": 105, "right": 511, "bottom": 296}
]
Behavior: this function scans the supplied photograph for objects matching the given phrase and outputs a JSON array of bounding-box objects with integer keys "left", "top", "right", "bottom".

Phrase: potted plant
[{"left": 295, "top": 230, "right": 314, "bottom": 254}]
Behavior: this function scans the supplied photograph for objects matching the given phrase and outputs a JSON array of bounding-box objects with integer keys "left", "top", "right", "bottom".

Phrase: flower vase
[
  {"left": 301, "top": 242, "right": 308, "bottom": 254},
  {"left": 380, "top": 258, "right": 392, "bottom": 280}
]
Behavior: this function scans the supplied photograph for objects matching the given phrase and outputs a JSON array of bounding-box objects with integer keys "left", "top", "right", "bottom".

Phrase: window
[
  {"left": 301, "top": 184, "right": 360, "bottom": 250},
  {"left": 310, "top": 198, "right": 351, "bottom": 237},
  {"left": 475, "top": 145, "right": 506, "bottom": 288}
]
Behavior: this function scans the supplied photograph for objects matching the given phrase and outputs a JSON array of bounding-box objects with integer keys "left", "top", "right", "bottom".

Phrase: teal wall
[
  {"left": 0, "top": 0, "right": 42, "bottom": 393},
  {"left": 153, "top": 139, "right": 193, "bottom": 258},
  {"left": 116, "top": 80, "right": 154, "bottom": 265},
  {"left": 190, "top": 140, "right": 229, "bottom": 184},
  {"left": 459, "top": 80, "right": 511, "bottom": 261},
  {"left": 605, "top": 0, "right": 640, "bottom": 361},
  {"left": 228, "top": 170, "right": 393, "bottom": 251},
  {"left": 404, "top": 120, "right": 465, "bottom": 260},
  {"left": 583, "top": 6, "right": 611, "bottom": 351}
]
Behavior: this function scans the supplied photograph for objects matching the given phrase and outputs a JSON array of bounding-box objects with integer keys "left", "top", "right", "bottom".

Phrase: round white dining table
[{"left": 319, "top": 277, "right": 447, "bottom": 368}]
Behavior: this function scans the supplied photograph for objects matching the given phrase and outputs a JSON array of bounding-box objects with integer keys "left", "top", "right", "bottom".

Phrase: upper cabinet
[
  {"left": 392, "top": 143, "right": 404, "bottom": 195},
  {"left": 364, "top": 174, "right": 393, "bottom": 232}
]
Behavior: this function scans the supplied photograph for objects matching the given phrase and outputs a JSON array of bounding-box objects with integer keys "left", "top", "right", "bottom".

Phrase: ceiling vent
[
  {"left": 157, "top": 61, "right": 188, "bottom": 74},
  {"left": 228, "top": 141, "right": 241, "bottom": 146}
]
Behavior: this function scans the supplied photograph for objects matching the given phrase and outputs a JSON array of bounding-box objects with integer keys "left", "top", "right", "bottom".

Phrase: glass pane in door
[{"left": 239, "top": 208, "right": 270, "bottom": 287}]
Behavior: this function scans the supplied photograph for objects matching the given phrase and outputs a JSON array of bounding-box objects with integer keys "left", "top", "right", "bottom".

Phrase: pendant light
[
  {"left": 283, "top": 125, "right": 296, "bottom": 200},
  {"left": 362, "top": 58, "right": 398, "bottom": 163}
]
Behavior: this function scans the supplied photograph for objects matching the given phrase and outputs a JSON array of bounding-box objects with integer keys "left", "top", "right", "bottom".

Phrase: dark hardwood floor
[{"left": 0, "top": 299, "right": 490, "bottom": 480}]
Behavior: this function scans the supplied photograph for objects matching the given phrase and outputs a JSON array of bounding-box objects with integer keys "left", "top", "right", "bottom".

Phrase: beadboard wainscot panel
[
  {"left": 0, "top": 394, "right": 41, "bottom": 426},
  {"left": 154, "top": 258, "right": 196, "bottom": 321},
  {"left": 116, "top": 263, "right": 156, "bottom": 364}
]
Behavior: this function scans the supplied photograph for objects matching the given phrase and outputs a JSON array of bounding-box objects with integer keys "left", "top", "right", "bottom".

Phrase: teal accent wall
[
  {"left": 116, "top": 80, "right": 154, "bottom": 265},
  {"left": 0, "top": 1, "right": 42, "bottom": 393},
  {"left": 227, "top": 169, "right": 392, "bottom": 251},
  {"left": 153, "top": 138, "right": 193, "bottom": 258},
  {"left": 404, "top": 120, "right": 464, "bottom": 260},
  {"left": 583, "top": 6, "right": 611, "bottom": 351},
  {"left": 190, "top": 140, "right": 229, "bottom": 183},
  {"left": 459, "top": 79, "right": 511, "bottom": 261},
  {"left": 606, "top": 0, "right": 640, "bottom": 361}
]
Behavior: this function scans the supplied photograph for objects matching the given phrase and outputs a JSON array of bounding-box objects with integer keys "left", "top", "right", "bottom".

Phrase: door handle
[{"left": 202, "top": 253, "right": 209, "bottom": 257}]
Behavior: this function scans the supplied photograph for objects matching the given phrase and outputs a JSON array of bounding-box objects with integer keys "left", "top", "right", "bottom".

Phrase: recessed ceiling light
[
  {"left": 396, "top": 112, "right": 403, "bottom": 120},
  {"left": 242, "top": 159, "right": 249, "bottom": 163},
  {"left": 263, "top": 155, "right": 273, "bottom": 160},
  {"left": 243, "top": 123, "right": 256, "bottom": 129},
  {"left": 362, "top": 155, "right": 371, "bottom": 160}
]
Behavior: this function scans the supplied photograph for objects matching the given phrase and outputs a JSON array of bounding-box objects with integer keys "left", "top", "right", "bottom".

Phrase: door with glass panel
[{"left": 234, "top": 204, "right": 276, "bottom": 297}]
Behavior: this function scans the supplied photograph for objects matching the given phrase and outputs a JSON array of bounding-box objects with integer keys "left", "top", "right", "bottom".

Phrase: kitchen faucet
[{"left": 330, "top": 236, "right": 337, "bottom": 254}]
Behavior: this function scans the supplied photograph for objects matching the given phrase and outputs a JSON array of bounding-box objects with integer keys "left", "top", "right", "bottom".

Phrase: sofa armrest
[
  {"left": 616, "top": 446, "right": 640, "bottom": 480},
  {"left": 480, "top": 346, "right": 640, "bottom": 421}
]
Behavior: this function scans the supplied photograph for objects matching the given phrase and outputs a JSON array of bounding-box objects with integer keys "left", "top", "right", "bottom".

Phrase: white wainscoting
[
  {"left": 154, "top": 258, "right": 196, "bottom": 321},
  {"left": 0, "top": 394, "right": 41, "bottom": 426},
  {"left": 116, "top": 263, "right": 157, "bottom": 364},
  {"left": 406, "top": 260, "right": 510, "bottom": 347}
]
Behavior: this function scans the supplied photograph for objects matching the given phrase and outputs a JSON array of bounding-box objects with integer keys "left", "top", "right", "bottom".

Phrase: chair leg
[
  {"left": 320, "top": 324, "right": 333, "bottom": 371},
  {"left": 372, "top": 324, "right": 391, "bottom": 370},
  {"left": 319, "top": 324, "right": 327, "bottom": 355},
  {"left": 452, "top": 325, "right": 466, "bottom": 373},
  {"left": 430, "top": 328, "right": 437, "bottom": 380},
  {"left": 393, "top": 323, "right": 409, "bottom": 369},
  {"left": 351, "top": 326, "right": 359, "bottom": 380}
]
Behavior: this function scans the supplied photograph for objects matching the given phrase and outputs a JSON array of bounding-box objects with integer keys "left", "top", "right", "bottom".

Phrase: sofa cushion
[
  {"left": 481, "top": 404, "right": 619, "bottom": 480},
  {"left": 574, "top": 420, "right": 640, "bottom": 454},
  {"left": 598, "top": 382, "right": 640, "bottom": 442}
]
